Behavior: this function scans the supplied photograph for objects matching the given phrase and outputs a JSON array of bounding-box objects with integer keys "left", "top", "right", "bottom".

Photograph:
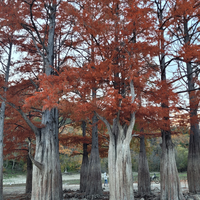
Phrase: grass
[
  {"left": 178, "top": 172, "right": 187, "bottom": 181},
  {"left": 3, "top": 168, "right": 26, "bottom": 179},
  {"left": 3, "top": 171, "right": 25, "bottom": 179},
  {"left": 63, "top": 179, "right": 110, "bottom": 185},
  {"left": 63, "top": 179, "right": 80, "bottom": 185},
  {"left": 3, "top": 183, "right": 25, "bottom": 187},
  {"left": 133, "top": 172, "right": 187, "bottom": 182},
  {"left": 3, "top": 170, "right": 188, "bottom": 186},
  {"left": 3, "top": 173, "right": 23, "bottom": 179}
]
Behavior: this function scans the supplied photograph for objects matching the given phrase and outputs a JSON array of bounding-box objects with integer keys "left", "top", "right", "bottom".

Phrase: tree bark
[
  {"left": 96, "top": 80, "right": 136, "bottom": 200},
  {"left": 11, "top": 159, "right": 15, "bottom": 173},
  {"left": 156, "top": 3, "right": 184, "bottom": 198},
  {"left": 187, "top": 130, "right": 200, "bottom": 193},
  {"left": 182, "top": 19, "right": 200, "bottom": 193},
  {"left": 138, "top": 135, "right": 150, "bottom": 197},
  {"left": 86, "top": 114, "right": 102, "bottom": 195},
  {"left": 0, "top": 102, "right": 5, "bottom": 200},
  {"left": 20, "top": 2, "right": 63, "bottom": 199},
  {"left": 160, "top": 131, "right": 184, "bottom": 200},
  {"left": 26, "top": 154, "right": 32, "bottom": 194},
  {"left": 108, "top": 118, "right": 134, "bottom": 200},
  {"left": 186, "top": 61, "right": 200, "bottom": 193},
  {"left": 0, "top": 42, "right": 12, "bottom": 200},
  {"left": 80, "top": 121, "right": 89, "bottom": 192},
  {"left": 31, "top": 108, "right": 63, "bottom": 200}
]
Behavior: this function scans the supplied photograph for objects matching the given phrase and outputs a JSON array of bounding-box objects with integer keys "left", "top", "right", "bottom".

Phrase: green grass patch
[
  {"left": 3, "top": 183, "right": 25, "bottom": 187},
  {"left": 63, "top": 179, "right": 80, "bottom": 185},
  {"left": 3, "top": 173, "right": 18, "bottom": 179},
  {"left": 3, "top": 172, "right": 25, "bottom": 179},
  {"left": 178, "top": 172, "right": 187, "bottom": 181}
]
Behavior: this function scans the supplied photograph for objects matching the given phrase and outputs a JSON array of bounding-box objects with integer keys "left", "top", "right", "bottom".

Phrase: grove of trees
[{"left": 0, "top": 0, "right": 200, "bottom": 200}]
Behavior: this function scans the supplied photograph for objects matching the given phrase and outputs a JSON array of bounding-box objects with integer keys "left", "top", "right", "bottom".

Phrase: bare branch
[
  {"left": 29, "top": 78, "right": 39, "bottom": 91},
  {"left": 0, "top": 94, "right": 40, "bottom": 136},
  {"left": 176, "top": 87, "right": 200, "bottom": 94},
  {"left": 95, "top": 112, "right": 112, "bottom": 134},
  {"left": 27, "top": 138, "right": 43, "bottom": 170}
]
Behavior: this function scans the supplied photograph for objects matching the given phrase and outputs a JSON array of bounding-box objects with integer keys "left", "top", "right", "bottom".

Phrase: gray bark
[
  {"left": 186, "top": 54, "right": 200, "bottom": 194},
  {"left": 160, "top": 132, "right": 184, "bottom": 200},
  {"left": 26, "top": 154, "right": 32, "bottom": 194},
  {"left": 159, "top": 69, "right": 184, "bottom": 200},
  {"left": 0, "top": 102, "right": 6, "bottom": 200},
  {"left": 138, "top": 135, "right": 150, "bottom": 197},
  {"left": 156, "top": 3, "right": 184, "bottom": 199},
  {"left": 86, "top": 114, "right": 102, "bottom": 195},
  {"left": 11, "top": 159, "right": 15, "bottom": 173},
  {"left": 108, "top": 118, "right": 134, "bottom": 200},
  {"left": 187, "top": 129, "right": 200, "bottom": 193},
  {"left": 31, "top": 108, "right": 63, "bottom": 200},
  {"left": 80, "top": 121, "right": 89, "bottom": 192},
  {"left": 0, "top": 42, "right": 12, "bottom": 200},
  {"left": 6, "top": 2, "right": 64, "bottom": 199},
  {"left": 97, "top": 80, "right": 136, "bottom": 200},
  {"left": 20, "top": 2, "right": 63, "bottom": 199},
  {"left": 184, "top": 20, "right": 200, "bottom": 194}
]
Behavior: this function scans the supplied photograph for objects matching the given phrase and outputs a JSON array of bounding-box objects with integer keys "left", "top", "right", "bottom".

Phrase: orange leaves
[
  {"left": 171, "top": 0, "right": 199, "bottom": 18},
  {"left": 24, "top": 74, "right": 64, "bottom": 111},
  {"left": 59, "top": 144, "right": 72, "bottom": 156},
  {"left": 178, "top": 44, "right": 200, "bottom": 63}
]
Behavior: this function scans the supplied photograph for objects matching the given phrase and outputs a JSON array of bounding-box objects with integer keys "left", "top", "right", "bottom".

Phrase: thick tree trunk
[
  {"left": 80, "top": 150, "right": 89, "bottom": 192},
  {"left": 80, "top": 121, "right": 89, "bottom": 192},
  {"left": 86, "top": 114, "right": 102, "bottom": 195},
  {"left": 187, "top": 129, "right": 200, "bottom": 193},
  {"left": 31, "top": 108, "right": 63, "bottom": 200},
  {"left": 109, "top": 119, "right": 134, "bottom": 200},
  {"left": 186, "top": 72, "right": 200, "bottom": 193},
  {"left": 96, "top": 80, "right": 135, "bottom": 200},
  {"left": 30, "top": 4, "right": 63, "bottom": 199},
  {"left": 26, "top": 154, "right": 32, "bottom": 194},
  {"left": 160, "top": 131, "right": 184, "bottom": 200},
  {"left": 157, "top": 8, "right": 184, "bottom": 197},
  {"left": 138, "top": 135, "right": 150, "bottom": 197},
  {"left": 185, "top": 57, "right": 200, "bottom": 193}
]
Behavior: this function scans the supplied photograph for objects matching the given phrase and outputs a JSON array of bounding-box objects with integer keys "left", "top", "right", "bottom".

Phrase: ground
[{"left": 3, "top": 174, "right": 190, "bottom": 200}]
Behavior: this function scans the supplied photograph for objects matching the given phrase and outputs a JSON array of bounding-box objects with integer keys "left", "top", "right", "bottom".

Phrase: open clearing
[{"left": 3, "top": 173, "right": 189, "bottom": 200}]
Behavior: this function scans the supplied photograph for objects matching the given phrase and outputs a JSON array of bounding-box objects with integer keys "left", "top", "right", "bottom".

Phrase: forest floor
[{"left": 3, "top": 173, "right": 190, "bottom": 200}]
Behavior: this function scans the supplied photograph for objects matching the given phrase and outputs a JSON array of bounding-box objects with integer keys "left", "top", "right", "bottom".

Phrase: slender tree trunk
[
  {"left": 11, "top": 159, "right": 15, "bottom": 173},
  {"left": 80, "top": 121, "right": 89, "bottom": 192},
  {"left": 86, "top": 114, "right": 102, "bottom": 195},
  {"left": 4, "top": 160, "right": 8, "bottom": 169},
  {"left": 160, "top": 131, "right": 184, "bottom": 200},
  {"left": 108, "top": 119, "right": 134, "bottom": 200},
  {"left": 0, "top": 42, "right": 12, "bottom": 200},
  {"left": 26, "top": 154, "right": 32, "bottom": 194},
  {"left": 138, "top": 135, "right": 150, "bottom": 197},
  {"left": 0, "top": 102, "right": 6, "bottom": 200}
]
